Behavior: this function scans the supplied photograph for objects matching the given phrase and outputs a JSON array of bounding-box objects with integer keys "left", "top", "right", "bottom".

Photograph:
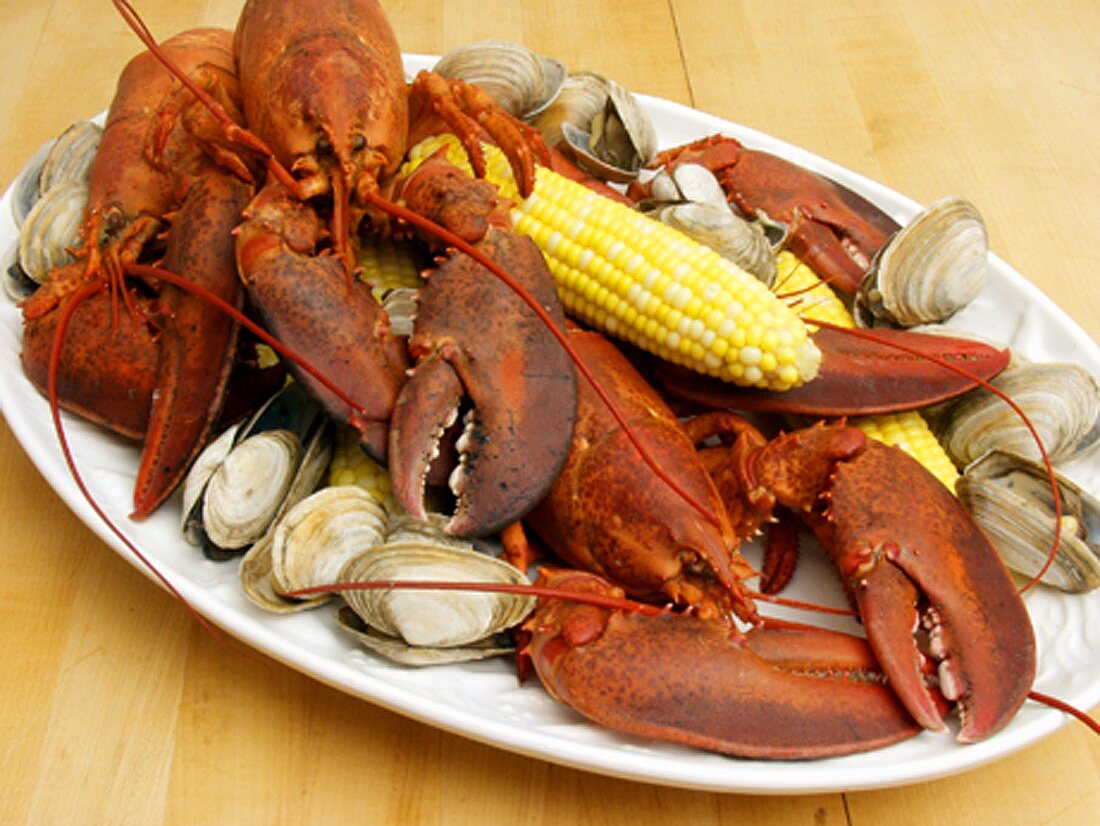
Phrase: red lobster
[
  {"left": 630, "top": 133, "right": 900, "bottom": 295},
  {"left": 20, "top": 28, "right": 255, "bottom": 517},
  {"left": 228, "top": 0, "right": 576, "bottom": 536},
  {"left": 516, "top": 327, "right": 1034, "bottom": 749}
]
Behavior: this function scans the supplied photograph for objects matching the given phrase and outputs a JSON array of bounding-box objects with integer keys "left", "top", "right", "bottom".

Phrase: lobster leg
[
  {"left": 753, "top": 422, "right": 1036, "bottom": 741},
  {"left": 522, "top": 569, "right": 921, "bottom": 759}
]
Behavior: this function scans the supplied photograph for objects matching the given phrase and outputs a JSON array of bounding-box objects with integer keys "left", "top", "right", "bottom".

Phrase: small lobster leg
[
  {"left": 752, "top": 422, "right": 1036, "bottom": 742},
  {"left": 641, "top": 134, "right": 899, "bottom": 294},
  {"left": 130, "top": 165, "right": 252, "bottom": 517},
  {"left": 524, "top": 327, "right": 754, "bottom": 620},
  {"left": 521, "top": 569, "right": 921, "bottom": 759},
  {"left": 387, "top": 157, "right": 576, "bottom": 536},
  {"left": 235, "top": 178, "right": 409, "bottom": 458}
]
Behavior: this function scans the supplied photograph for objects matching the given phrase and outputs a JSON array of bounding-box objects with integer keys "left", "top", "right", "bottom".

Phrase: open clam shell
[
  {"left": 935, "top": 361, "right": 1100, "bottom": 467},
  {"left": 536, "top": 71, "right": 657, "bottom": 182},
  {"left": 182, "top": 382, "right": 332, "bottom": 559},
  {"left": 37, "top": 120, "right": 101, "bottom": 197},
  {"left": 855, "top": 196, "right": 987, "bottom": 328},
  {"left": 18, "top": 181, "right": 88, "bottom": 283},
  {"left": 337, "top": 540, "right": 535, "bottom": 665},
  {"left": 432, "top": 40, "right": 566, "bottom": 119},
  {"left": 958, "top": 449, "right": 1100, "bottom": 592},
  {"left": 240, "top": 486, "right": 388, "bottom": 613}
]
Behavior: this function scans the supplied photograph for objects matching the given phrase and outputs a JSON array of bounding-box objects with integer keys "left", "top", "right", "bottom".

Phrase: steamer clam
[
  {"left": 182, "top": 381, "right": 334, "bottom": 559},
  {"left": 532, "top": 70, "right": 657, "bottom": 182},
  {"left": 4, "top": 120, "right": 102, "bottom": 300},
  {"left": 432, "top": 40, "right": 566, "bottom": 119},
  {"left": 958, "top": 449, "right": 1100, "bottom": 593},
  {"left": 636, "top": 162, "right": 781, "bottom": 286},
  {"left": 854, "top": 196, "right": 988, "bottom": 329}
]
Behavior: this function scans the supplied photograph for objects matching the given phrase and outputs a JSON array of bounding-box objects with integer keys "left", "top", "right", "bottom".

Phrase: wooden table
[{"left": 2, "top": 1, "right": 1097, "bottom": 822}]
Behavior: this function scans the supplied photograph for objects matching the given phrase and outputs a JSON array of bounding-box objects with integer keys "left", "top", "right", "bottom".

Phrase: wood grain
[{"left": 0, "top": 1, "right": 1097, "bottom": 823}]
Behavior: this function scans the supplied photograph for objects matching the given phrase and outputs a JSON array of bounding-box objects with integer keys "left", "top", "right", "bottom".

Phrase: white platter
[{"left": 1, "top": 54, "right": 1098, "bottom": 795}]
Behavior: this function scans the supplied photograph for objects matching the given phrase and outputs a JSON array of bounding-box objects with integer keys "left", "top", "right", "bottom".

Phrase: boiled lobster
[
  {"left": 518, "top": 327, "right": 1034, "bottom": 747},
  {"left": 20, "top": 27, "right": 255, "bottom": 517}
]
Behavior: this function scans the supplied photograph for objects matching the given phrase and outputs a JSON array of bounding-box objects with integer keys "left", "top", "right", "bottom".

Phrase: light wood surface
[{"left": 1, "top": 1, "right": 1098, "bottom": 823}]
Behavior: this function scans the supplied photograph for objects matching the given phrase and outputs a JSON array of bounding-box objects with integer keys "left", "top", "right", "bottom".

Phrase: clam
[
  {"left": 37, "top": 120, "right": 102, "bottom": 197},
  {"left": 182, "top": 381, "right": 333, "bottom": 559},
  {"left": 337, "top": 539, "right": 535, "bottom": 665},
  {"left": 638, "top": 163, "right": 780, "bottom": 286},
  {"left": 432, "top": 40, "right": 566, "bottom": 119},
  {"left": 534, "top": 71, "right": 657, "bottom": 182},
  {"left": 854, "top": 196, "right": 987, "bottom": 328},
  {"left": 18, "top": 182, "right": 89, "bottom": 283},
  {"left": 240, "top": 485, "right": 388, "bottom": 613},
  {"left": 958, "top": 450, "right": 1100, "bottom": 592},
  {"left": 935, "top": 361, "right": 1100, "bottom": 467}
]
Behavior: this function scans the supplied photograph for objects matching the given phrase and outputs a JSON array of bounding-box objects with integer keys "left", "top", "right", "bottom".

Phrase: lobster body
[
  {"left": 235, "top": 0, "right": 407, "bottom": 206},
  {"left": 526, "top": 327, "right": 754, "bottom": 620}
]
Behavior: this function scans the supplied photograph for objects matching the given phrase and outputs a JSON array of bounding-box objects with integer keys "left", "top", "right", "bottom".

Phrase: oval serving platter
[{"left": 0, "top": 55, "right": 1097, "bottom": 795}]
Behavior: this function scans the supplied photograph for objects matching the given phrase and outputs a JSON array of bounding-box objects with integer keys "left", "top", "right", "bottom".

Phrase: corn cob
[
  {"left": 403, "top": 137, "right": 821, "bottom": 392},
  {"left": 774, "top": 251, "right": 959, "bottom": 489}
]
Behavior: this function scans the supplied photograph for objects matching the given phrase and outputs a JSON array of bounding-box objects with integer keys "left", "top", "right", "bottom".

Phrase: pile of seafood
[{"left": 5, "top": 0, "right": 1099, "bottom": 762}]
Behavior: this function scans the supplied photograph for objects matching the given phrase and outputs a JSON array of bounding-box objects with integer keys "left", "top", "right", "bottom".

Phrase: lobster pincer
[
  {"left": 386, "top": 155, "right": 577, "bottom": 537},
  {"left": 744, "top": 421, "right": 1036, "bottom": 741},
  {"left": 636, "top": 134, "right": 899, "bottom": 294}
]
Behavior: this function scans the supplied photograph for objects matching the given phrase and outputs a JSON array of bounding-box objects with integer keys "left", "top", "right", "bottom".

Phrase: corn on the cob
[
  {"left": 403, "top": 137, "right": 821, "bottom": 392},
  {"left": 775, "top": 251, "right": 959, "bottom": 489}
]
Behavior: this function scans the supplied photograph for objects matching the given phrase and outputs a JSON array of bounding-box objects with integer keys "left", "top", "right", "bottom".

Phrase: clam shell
[
  {"left": 240, "top": 485, "right": 388, "bottom": 613},
  {"left": 958, "top": 450, "right": 1100, "bottom": 592},
  {"left": 855, "top": 196, "right": 987, "bottom": 328},
  {"left": 936, "top": 361, "right": 1100, "bottom": 467},
  {"left": 646, "top": 202, "right": 777, "bottom": 286},
  {"left": 18, "top": 182, "right": 87, "bottom": 283},
  {"left": 181, "top": 422, "right": 243, "bottom": 542},
  {"left": 37, "top": 120, "right": 101, "bottom": 196},
  {"left": 433, "top": 40, "right": 566, "bottom": 119},
  {"left": 337, "top": 606, "right": 517, "bottom": 665},
  {"left": 202, "top": 429, "right": 303, "bottom": 551},
  {"left": 339, "top": 540, "right": 534, "bottom": 657},
  {"left": 539, "top": 72, "right": 657, "bottom": 182}
]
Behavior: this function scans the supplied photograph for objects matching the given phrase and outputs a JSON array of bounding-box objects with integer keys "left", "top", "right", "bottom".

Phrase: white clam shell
[
  {"left": 856, "top": 196, "right": 987, "bottom": 328},
  {"left": 203, "top": 429, "right": 303, "bottom": 551},
  {"left": 18, "top": 181, "right": 87, "bottom": 282},
  {"left": 958, "top": 450, "right": 1100, "bottom": 592},
  {"left": 936, "top": 361, "right": 1100, "bottom": 467},
  {"left": 433, "top": 40, "right": 566, "bottom": 119},
  {"left": 339, "top": 540, "right": 534, "bottom": 661}
]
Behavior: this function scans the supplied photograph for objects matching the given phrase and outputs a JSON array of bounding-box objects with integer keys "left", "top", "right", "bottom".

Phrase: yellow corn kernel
[
  {"left": 775, "top": 251, "right": 959, "bottom": 489},
  {"left": 327, "top": 426, "right": 394, "bottom": 507}
]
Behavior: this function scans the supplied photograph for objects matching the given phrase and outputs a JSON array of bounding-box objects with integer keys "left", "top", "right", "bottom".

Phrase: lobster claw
[
  {"left": 752, "top": 422, "right": 1036, "bottom": 741},
  {"left": 644, "top": 135, "right": 899, "bottom": 294},
  {"left": 521, "top": 569, "right": 922, "bottom": 759},
  {"left": 387, "top": 221, "right": 576, "bottom": 536},
  {"left": 235, "top": 176, "right": 409, "bottom": 458}
]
